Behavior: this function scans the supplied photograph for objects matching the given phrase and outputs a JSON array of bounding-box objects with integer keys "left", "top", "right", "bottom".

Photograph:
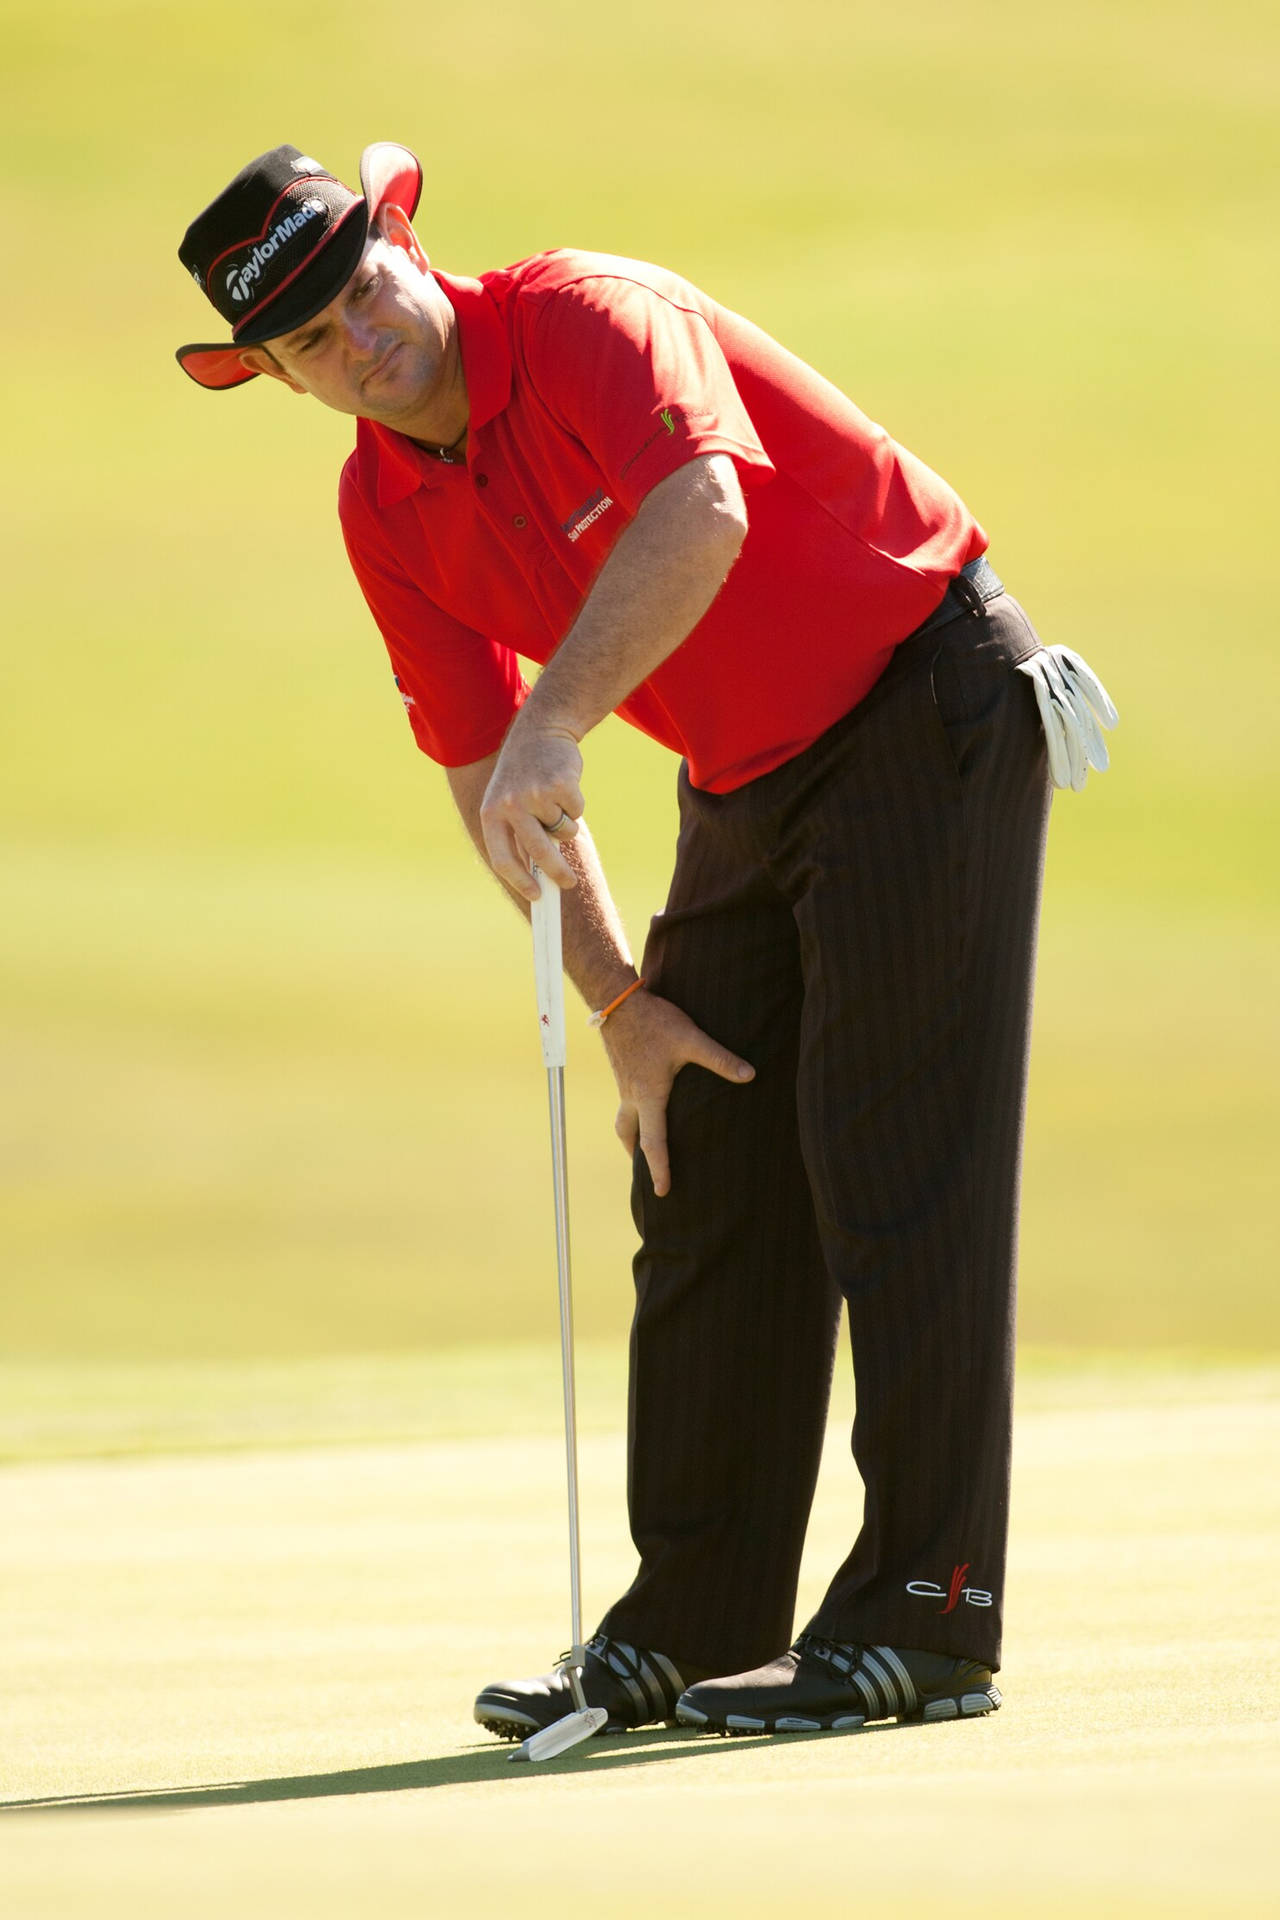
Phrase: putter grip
[{"left": 531, "top": 870, "right": 567, "bottom": 1070}]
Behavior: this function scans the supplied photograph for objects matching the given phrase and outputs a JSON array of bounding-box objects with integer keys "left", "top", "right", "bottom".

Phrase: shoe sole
[
  {"left": 475, "top": 1709, "right": 539, "bottom": 1742},
  {"left": 475, "top": 1705, "right": 668, "bottom": 1742},
  {"left": 676, "top": 1685, "right": 1002, "bottom": 1736}
]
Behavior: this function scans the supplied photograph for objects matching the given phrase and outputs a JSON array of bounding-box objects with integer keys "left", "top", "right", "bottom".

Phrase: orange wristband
[{"left": 588, "top": 978, "right": 645, "bottom": 1028}]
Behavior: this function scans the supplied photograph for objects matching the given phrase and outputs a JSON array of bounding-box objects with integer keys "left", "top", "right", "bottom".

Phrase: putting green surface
[{"left": 4, "top": 1364, "right": 1278, "bottom": 1917}]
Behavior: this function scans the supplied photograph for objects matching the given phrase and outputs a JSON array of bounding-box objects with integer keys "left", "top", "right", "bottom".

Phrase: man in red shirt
[{"left": 178, "top": 142, "right": 1114, "bottom": 1741}]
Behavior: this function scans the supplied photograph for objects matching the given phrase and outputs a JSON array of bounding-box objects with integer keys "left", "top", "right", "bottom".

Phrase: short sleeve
[
  {"left": 522, "top": 271, "right": 775, "bottom": 515},
  {"left": 340, "top": 466, "right": 527, "bottom": 767}
]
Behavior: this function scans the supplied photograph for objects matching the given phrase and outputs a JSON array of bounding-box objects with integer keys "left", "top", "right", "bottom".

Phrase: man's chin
[{"left": 359, "top": 357, "right": 431, "bottom": 427}]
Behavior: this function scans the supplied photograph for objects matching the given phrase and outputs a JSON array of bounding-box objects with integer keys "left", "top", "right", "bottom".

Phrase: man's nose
[{"left": 343, "top": 312, "right": 380, "bottom": 356}]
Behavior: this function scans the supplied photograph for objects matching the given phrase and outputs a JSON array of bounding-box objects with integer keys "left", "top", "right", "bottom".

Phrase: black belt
[{"left": 909, "top": 555, "right": 1005, "bottom": 642}]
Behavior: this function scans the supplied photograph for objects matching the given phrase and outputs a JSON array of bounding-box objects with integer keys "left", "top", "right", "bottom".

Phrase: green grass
[
  {"left": 2, "top": 1370, "right": 1278, "bottom": 1915},
  {"left": 0, "top": 1344, "right": 629, "bottom": 1465},
  {"left": 2, "top": 0, "right": 1276, "bottom": 1364},
  {"left": 3, "top": 844, "right": 1275, "bottom": 1359},
  {"left": 1, "top": 1342, "right": 1277, "bottom": 1467}
]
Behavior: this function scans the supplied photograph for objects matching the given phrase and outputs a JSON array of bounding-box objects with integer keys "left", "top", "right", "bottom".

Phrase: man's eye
[{"left": 355, "top": 275, "right": 377, "bottom": 301}]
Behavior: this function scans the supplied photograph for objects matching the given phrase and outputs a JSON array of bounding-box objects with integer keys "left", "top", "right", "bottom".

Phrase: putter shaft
[
  {"left": 531, "top": 872, "right": 591, "bottom": 1726},
  {"left": 546, "top": 1061, "right": 587, "bottom": 1679}
]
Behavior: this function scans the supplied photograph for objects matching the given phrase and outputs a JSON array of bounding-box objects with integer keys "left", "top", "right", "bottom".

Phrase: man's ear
[
  {"left": 238, "top": 345, "right": 307, "bottom": 394},
  {"left": 376, "top": 203, "right": 429, "bottom": 271}
]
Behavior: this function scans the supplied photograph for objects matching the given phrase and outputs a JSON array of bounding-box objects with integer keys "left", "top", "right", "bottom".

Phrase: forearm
[
  {"left": 518, "top": 453, "right": 747, "bottom": 744},
  {"left": 474, "top": 455, "right": 746, "bottom": 900},
  {"left": 557, "top": 825, "right": 640, "bottom": 1010},
  {"left": 450, "top": 760, "right": 636, "bottom": 1008}
]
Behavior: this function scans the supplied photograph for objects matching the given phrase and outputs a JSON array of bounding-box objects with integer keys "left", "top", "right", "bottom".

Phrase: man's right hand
[{"left": 599, "top": 989, "right": 755, "bottom": 1198}]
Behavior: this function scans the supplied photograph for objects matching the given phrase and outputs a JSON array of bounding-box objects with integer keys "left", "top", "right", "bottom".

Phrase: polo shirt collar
[
  {"left": 364, "top": 269, "right": 512, "bottom": 511},
  {"left": 441, "top": 270, "right": 512, "bottom": 433}
]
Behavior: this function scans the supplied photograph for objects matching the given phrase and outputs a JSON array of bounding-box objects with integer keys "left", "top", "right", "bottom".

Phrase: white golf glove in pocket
[{"left": 1015, "top": 646, "right": 1119, "bottom": 791}]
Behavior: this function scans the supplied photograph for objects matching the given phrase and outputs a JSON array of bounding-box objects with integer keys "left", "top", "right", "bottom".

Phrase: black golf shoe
[
  {"left": 475, "top": 1633, "right": 710, "bottom": 1741},
  {"left": 675, "top": 1633, "right": 1002, "bottom": 1734}
]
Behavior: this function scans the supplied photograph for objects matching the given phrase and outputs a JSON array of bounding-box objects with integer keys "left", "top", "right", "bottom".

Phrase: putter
[{"left": 510, "top": 869, "right": 609, "bottom": 1764}]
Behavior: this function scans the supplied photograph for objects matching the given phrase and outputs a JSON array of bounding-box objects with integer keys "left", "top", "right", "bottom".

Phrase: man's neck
[
  {"left": 370, "top": 318, "right": 470, "bottom": 454},
  {"left": 412, "top": 424, "right": 468, "bottom": 463}
]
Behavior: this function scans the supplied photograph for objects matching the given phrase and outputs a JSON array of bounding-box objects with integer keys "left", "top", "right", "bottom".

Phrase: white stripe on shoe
[
  {"left": 872, "top": 1645, "right": 919, "bottom": 1713},
  {"left": 635, "top": 1651, "right": 670, "bottom": 1718},
  {"left": 603, "top": 1642, "right": 651, "bottom": 1721},
  {"left": 859, "top": 1650, "right": 900, "bottom": 1715},
  {"left": 851, "top": 1666, "right": 882, "bottom": 1716}
]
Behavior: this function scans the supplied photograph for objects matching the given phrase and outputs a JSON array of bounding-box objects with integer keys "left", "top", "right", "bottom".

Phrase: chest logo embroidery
[{"left": 562, "top": 490, "right": 615, "bottom": 544}]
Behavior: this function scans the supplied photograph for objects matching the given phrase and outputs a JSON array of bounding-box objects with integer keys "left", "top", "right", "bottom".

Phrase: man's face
[{"left": 244, "top": 214, "right": 460, "bottom": 435}]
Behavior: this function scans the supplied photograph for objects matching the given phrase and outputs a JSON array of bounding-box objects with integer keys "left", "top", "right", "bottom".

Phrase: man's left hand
[
  {"left": 600, "top": 988, "right": 756, "bottom": 1198},
  {"left": 479, "top": 718, "right": 584, "bottom": 899}
]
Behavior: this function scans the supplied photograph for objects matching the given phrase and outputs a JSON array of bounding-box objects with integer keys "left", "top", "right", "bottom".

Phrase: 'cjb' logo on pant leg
[{"left": 906, "top": 1563, "right": 993, "bottom": 1611}]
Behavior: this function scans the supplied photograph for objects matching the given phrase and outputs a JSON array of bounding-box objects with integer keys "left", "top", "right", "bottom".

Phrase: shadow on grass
[{"left": 0, "top": 1719, "right": 909, "bottom": 1814}]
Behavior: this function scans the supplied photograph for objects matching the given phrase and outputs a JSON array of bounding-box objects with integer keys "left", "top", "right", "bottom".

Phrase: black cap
[{"left": 176, "top": 141, "right": 423, "bottom": 391}]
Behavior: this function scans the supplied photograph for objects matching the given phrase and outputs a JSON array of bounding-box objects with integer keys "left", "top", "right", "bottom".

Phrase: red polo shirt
[{"left": 339, "top": 252, "right": 986, "bottom": 792}]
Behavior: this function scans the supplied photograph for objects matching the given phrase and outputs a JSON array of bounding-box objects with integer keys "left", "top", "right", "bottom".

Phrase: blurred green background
[{"left": 2, "top": 0, "right": 1276, "bottom": 1427}]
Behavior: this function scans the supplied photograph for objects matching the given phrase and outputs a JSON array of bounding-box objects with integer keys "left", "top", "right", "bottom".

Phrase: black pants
[{"left": 598, "top": 591, "right": 1051, "bottom": 1676}]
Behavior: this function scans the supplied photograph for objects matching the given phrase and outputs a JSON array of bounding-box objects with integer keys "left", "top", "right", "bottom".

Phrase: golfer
[{"left": 177, "top": 141, "right": 1115, "bottom": 1739}]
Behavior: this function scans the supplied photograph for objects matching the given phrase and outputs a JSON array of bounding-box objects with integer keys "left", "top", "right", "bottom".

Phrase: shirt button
[
  {"left": 513, "top": 514, "right": 527, "bottom": 529},
  {"left": 475, "top": 474, "right": 488, "bottom": 488}
]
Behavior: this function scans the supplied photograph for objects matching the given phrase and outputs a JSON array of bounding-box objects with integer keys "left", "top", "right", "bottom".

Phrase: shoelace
[
  {"left": 794, "top": 1632, "right": 866, "bottom": 1675},
  {"left": 555, "top": 1638, "right": 632, "bottom": 1664},
  {"left": 554, "top": 1638, "right": 648, "bottom": 1690}
]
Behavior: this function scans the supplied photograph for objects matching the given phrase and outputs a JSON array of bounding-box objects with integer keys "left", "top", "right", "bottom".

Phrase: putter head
[{"left": 510, "top": 1706, "right": 609, "bottom": 1763}]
